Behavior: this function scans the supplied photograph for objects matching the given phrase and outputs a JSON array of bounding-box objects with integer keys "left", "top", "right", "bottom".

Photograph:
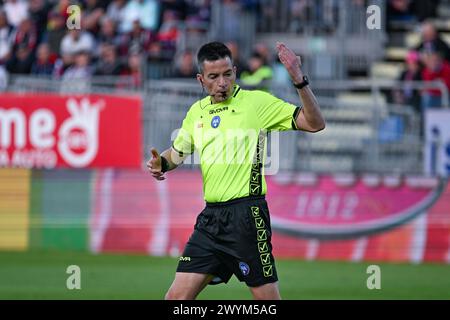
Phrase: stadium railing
[
  {"left": 3, "top": 75, "right": 447, "bottom": 175},
  {"left": 255, "top": 0, "right": 386, "bottom": 80}
]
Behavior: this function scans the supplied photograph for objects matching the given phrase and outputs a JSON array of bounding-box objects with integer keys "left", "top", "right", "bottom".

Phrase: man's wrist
[
  {"left": 292, "top": 71, "right": 304, "bottom": 83},
  {"left": 293, "top": 75, "right": 309, "bottom": 89},
  {"left": 161, "top": 156, "right": 170, "bottom": 173}
]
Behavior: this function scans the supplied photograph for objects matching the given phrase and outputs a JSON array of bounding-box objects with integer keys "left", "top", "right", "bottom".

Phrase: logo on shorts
[
  {"left": 211, "top": 116, "right": 221, "bottom": 128},
  {"left": 179, "top": 256, "right": 191, "bottom": 262},
  {"left": 239, "top": 262, "right": 250, "bottom": 276}
]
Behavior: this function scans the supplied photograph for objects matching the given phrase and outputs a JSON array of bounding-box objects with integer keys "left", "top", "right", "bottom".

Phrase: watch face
[{"left": 293, "top": 75, "right": 309, "bottom": 89}]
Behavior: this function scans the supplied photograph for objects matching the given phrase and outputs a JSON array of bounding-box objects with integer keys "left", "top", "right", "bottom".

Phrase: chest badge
[{"left": 211, "top": 116, "right": 221, "bottom": 128}]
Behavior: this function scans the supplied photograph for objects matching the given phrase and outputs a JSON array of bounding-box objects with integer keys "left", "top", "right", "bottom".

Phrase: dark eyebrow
[{"left": 207, "top": 69, "right": 233, "bottom": 77}]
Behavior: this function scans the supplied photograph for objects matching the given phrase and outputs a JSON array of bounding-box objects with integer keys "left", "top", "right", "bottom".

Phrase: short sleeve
[
  {"left": 254, "top": 91, "right": 302, "bottom": 131},
  {"left": 172, "top": 110, "right": 195, "bottom": 156}
]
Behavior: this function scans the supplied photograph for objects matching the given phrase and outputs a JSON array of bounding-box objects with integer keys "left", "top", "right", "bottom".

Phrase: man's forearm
[{"left": 296, "top": 86, "right": 325, "bottom": 131}]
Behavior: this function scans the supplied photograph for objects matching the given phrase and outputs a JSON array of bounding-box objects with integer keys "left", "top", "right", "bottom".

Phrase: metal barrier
[
  {"left": 255, "top": 0, "right": 387, "bottom": 80},
  {"left": 256, "top": 0, "right": 383, "bottom": 35},
  {"left": 3, "top": 75, "right": 448, "bottom": 175}
]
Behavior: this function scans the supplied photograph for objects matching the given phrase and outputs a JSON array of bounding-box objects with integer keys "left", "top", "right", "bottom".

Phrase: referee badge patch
[
  {"left": 239, "top": 262, "right": 250, "bottom": 276},
  {"left": 211, "top": 115, "right": 221, "bottom": 128}
]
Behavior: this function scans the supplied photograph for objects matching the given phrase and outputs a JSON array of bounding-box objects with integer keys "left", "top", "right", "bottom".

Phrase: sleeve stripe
[
  {"left": 171, "top": 143, "right": 193, "bottom": 157},
  {"left": 291, "top": 106, "right": 302, "bottom": 130}
]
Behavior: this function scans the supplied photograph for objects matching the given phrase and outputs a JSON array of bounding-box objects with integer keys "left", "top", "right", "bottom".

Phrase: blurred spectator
[
  {"left": 160, "top": 0, "right": 188, "bottom": 23},
  {"left": 97, "top": 16, "right": 120, "bottom": 47},
  {"left": 120, "top": 0, "right": 160, "bottom": 33},
  {"left": 52, "top": 0, "right": 70, "bottom": 20},
  {"left": 118, "top": 20, "right": 153, "bottom": 57},
  {"left": 147, "top": 41, "right": 165, "bottom": 62},
  {"left": 11, "top": 18, "right": 37, "bottom": 55},
  {"left": 6, "top": 18, "right": 37, "bottom": 74},
  {"left": 119, "top": 50, "right": 143, "bottom": 88},
  {"left": 31, "top": 43, "right": 54, "bottom": 76},
  {"left": 185, "top": 0, "right": 211, "bottom": 26},
  {"left": 240, "top": 51, "right": 273, "bottom": 90},
  {"left": 62, "top": 50, "right": 94, "bottom": 81},
  {"left": 28, "top": 0, "right": 51, "bottom": 43},
  {"left": 253, "top": 42, "right": 272, "bottom": 65},
  {"left": 43, "top": 12, "right": 66, "bottom": 57},
  {"left": 156, "top": 10, "right": 181, "bottom": 59},
  {"left": 94, "top": 43, "right": 123, "bottom": 76},
  {"left": 60, "top": 29, "right": 96, "bottom": 65},
  {"left": 0, "top": 10, "right": 13, "bottom": 64},
  {"left": 387, "top": 0, "right": 416, "bottom": 23},
  {"left": 416, "top": 21, "right": 450, "bottom": 62},
  {"left": 421, "top": 50, "right": 450, "bottom": 109},
  {"left": 106, "top": 0, "right": 128, "bottom": 26},
  {"left": 3, "top": 0, "right": 29, "bottom": 28},
  {"left": 225, "top": 40, "right": 244, "bottom": 77},
  {"left": 173, "top": 50, "right": 196, "bottom": 78},
  {"left": 82, "top": 0, "right": 107, "bottom": 34},
  {"left": 392, "top": 50, "right": 422, "bottom": 112},
  {"left": 6, "top": 43, "right": 34, "bottom": 74}
]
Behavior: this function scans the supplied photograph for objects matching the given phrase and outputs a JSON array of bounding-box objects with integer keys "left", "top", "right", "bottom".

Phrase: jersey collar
[{"left": 231, "top": 84, "right": 241, "bottom": 98}]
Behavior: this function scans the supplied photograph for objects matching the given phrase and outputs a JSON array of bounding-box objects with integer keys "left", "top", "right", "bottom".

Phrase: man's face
[
  {"left": 424, "top": 52, "right": 443, "bottom": 71},
  {"left": 197, "top": 57, "right": 236, "bottom": 103},
  {"left": 422, "top": 23, "right": 436, "bottom": 42}
]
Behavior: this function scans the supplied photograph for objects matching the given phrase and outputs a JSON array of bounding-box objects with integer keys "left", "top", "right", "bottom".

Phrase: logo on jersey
[
  {"left": 211, "top": 116, "right": 221, "bottom": 128},
  {"left": 239, "top": 262, "right": 250, "bottom": 276},
  {"left": 209, "top": 106, "right": 228, "bottom": 115}
]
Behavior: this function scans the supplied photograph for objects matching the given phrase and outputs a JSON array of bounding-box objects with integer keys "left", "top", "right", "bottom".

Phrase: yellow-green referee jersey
[{"left": 173, "top": 85, "right": 301, "bottom": 202}]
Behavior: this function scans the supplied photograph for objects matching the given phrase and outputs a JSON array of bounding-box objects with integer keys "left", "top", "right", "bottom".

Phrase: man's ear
[{"left": 196, "top": 74, "right": 204, "bottom": 88}]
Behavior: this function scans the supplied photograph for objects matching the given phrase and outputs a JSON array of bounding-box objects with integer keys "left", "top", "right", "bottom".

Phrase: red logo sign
[{"left": 0, "top": 93, "right": 142, "bottom": 168}]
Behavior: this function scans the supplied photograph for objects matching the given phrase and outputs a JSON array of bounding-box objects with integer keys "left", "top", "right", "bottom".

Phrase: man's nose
[{"left": 217, "top": 76, "right": 226, "bottom": 86}]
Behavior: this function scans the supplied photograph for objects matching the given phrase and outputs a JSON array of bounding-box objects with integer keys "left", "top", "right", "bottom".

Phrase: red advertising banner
[
  {"left": 90, "top": 170, "right": 450, "bottom": 263},
  {"left": 0, "top": 93, "right": 141, "bottom": 168}
]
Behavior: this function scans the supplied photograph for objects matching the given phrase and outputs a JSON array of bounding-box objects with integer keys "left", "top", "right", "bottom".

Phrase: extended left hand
[{"left": 276, "top": 42, "right": 303, "bottom": 83}]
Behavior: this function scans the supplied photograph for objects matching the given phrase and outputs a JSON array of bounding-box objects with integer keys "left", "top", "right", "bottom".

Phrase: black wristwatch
[{"left": 293, "top": 75, "right": 309, "bottom": 89}]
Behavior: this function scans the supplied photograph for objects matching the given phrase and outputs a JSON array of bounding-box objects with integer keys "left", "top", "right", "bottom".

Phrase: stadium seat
[
  {"left": 405, "top": 32, "right": 421, "bottom": 48},
  {"left": 385, "top": 47, "right": 409, "bottom": 62},
  {"left": 336, "top": 92, "right": 387, "bottom": 108},
  {"left": 370, "top": 62, "right": 405, "bottom": 80}
]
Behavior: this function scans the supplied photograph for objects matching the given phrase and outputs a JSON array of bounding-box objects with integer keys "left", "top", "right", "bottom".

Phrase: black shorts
[{"left": 176, "top": 195, "right": 278, "bottom": 287}]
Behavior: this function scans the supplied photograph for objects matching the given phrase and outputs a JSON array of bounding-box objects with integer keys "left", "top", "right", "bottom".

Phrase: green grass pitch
[{"left": 0, "top": 250, "right": 449, "bottom": 299}]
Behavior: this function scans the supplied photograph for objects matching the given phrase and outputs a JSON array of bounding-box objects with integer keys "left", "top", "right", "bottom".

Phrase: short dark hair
[{"left": 197, "top": 42, "right": 233, "bottom": 73}]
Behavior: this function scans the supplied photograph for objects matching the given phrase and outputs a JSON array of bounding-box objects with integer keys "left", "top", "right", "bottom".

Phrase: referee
[{"left": 147, "top": 42, "right": 325, "bottom": 300}]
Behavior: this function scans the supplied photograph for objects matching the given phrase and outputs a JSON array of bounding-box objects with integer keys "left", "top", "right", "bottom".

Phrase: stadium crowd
[
  {"left": 393, "top": 20, "right": 450, "bottom": 113},
  {"left": 0, "top": 0, "right": 449, "bottom": 97},
  {"left": 0, "top": 0, "right": 294, "bottom": 90},
  {"left": 0, "top": 0, "right": 216, "bottom": 86}
]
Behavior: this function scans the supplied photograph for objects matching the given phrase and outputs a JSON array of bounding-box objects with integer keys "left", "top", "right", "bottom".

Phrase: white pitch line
[
  {"left": 305, "top": 239, "right": 319, "bottom": 261},
  {"left": 90, "top": 169, "right": 113, "bottom": 253},
  {"left": 351, "top": 237, "right": 368, "bottom": 262},
  {"left": 148, "top": 179, "right": 170, "bottom": 256},
  {"left": 410, "top": 213, "right": 427, "bottom": 264}
]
